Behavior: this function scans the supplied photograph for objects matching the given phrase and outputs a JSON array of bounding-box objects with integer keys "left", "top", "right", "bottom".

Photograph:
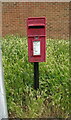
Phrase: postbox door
[{"left": 28, "top": 26, "right": 45, "bottom": 36}]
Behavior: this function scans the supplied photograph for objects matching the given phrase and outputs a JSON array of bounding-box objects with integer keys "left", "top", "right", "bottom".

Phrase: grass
[{"left": 2, "top": 35, "right": 70, "bottom": 118}]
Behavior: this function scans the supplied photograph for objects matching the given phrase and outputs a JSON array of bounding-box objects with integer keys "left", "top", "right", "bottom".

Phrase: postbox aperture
[{"left": 27, "top": 17, "right": 46, "bottom": 62}]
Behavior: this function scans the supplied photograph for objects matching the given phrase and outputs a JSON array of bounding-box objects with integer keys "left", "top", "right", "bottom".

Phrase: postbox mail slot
[
  {"left": 28, "top": 26, "right": 45, "bottom": 28},
  {"left": 28, "top": 26, "right": 45, "bottom": 36}
]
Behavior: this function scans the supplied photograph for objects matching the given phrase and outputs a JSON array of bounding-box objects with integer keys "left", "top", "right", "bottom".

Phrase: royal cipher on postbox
[{"left": 27, "top": 17, "right": 46, "bottom": 62}]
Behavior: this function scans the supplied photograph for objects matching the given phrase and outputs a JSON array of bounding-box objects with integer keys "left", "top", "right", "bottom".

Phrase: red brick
[{"left": 2, "top": 2, "right": 69, "bottom": 40}]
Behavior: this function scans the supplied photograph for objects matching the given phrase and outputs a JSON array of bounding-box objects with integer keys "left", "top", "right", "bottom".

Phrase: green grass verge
[{"left": 2, "top": 35, "right": 70, "bottom": 118}]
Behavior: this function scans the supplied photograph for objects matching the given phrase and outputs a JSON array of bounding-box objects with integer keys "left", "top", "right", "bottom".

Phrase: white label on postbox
[{"left": 33, "top": 41, "right": 40, "bottom": 55}]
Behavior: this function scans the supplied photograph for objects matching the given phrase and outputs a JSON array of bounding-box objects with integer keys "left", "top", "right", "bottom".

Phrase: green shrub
[{"left": 2, "top": 35, "right": 70, "bottom": 118}]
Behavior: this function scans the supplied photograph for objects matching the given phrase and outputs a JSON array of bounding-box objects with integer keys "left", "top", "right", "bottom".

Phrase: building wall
[{"left": 2, "top": 2, "right": 69, "bottom": 40}]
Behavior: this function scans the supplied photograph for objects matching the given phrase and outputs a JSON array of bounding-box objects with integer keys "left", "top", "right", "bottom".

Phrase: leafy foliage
[{"left": 2, "top": 35, "right": 70, "bottom": 118}]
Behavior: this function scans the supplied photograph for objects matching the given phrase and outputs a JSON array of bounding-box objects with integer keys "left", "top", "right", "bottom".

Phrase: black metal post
[{"left": 34, "top": 62, "right": 39, "bottom": 90}]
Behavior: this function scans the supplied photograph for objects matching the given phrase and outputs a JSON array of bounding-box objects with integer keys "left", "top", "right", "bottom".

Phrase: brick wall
[
  {"left": 2, "top": 2, "right": 69, "bottom": 40},
  {"left": 69, "top": 2, "right": 71, "bottom": 40}
]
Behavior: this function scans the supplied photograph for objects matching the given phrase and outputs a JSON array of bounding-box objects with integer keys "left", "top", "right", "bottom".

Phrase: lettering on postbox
[{"left": 27, "top": 17, "right": 46, "bottom": 62}]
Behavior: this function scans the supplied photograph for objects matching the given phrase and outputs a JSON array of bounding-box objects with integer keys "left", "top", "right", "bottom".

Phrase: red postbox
[{"left": 27, "top": 17, "right": 46, "bottom": 62}]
